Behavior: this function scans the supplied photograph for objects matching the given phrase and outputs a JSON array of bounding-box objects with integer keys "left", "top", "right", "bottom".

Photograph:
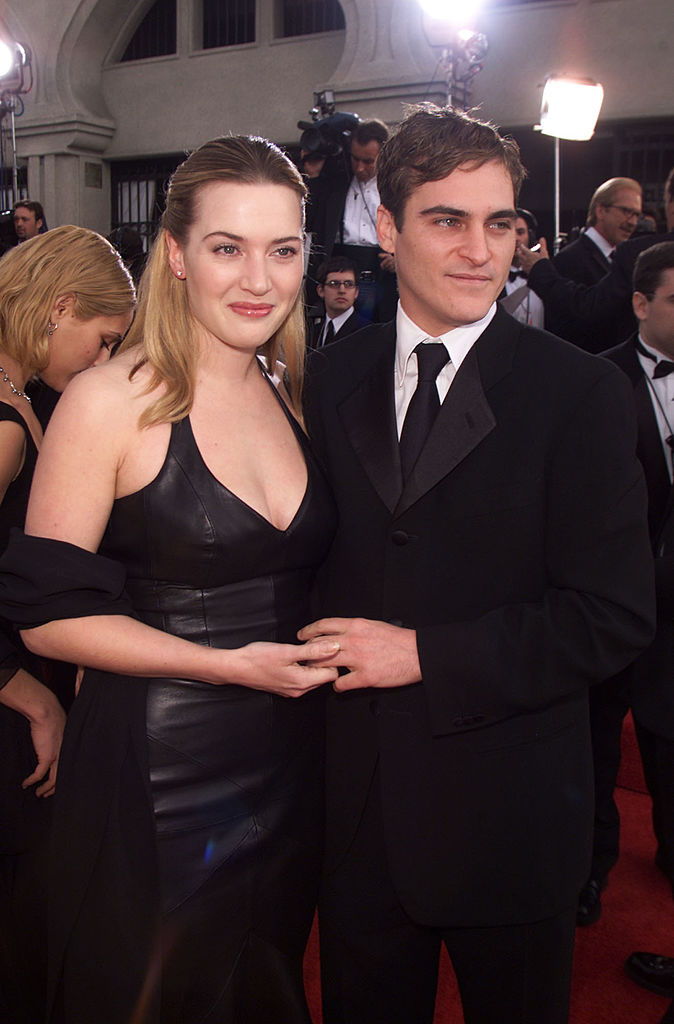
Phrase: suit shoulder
[{"left": 515, "top": 322, "right": 629, "bottom": 392}]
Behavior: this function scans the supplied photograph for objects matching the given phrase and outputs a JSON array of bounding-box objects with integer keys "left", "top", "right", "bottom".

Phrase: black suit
[
  {"left": 308, "top": 308, "right": 369, "bottom": 348},
  {"left": 605, "top": 337, "right": 674, "bottom": 884},
  {"left": 547, "top": 234, "right": 612, "bottom": 351},
  {"left": 529, "top": 230, "right": 674, "bottom": 351},
  {"left": 305, "top": 310, "right": 655, "bottom": 1023}
]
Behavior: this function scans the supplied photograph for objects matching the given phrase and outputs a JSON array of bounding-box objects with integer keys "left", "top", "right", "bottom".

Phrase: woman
[
  {"left": 0, "top": 137, "right": 339, "bottom": 1023},
  {"left": 0, "top": 225, "right": 135, "bottom": 1023}
]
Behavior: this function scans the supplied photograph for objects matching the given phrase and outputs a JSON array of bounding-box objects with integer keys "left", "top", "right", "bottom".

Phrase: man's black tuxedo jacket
[
  {"left": 603, "top": 337, "right": 674, "bottom": 741},
  {"left": 308, "top": 309, "right": 369, "bottom": 348},
  {"left": 547, "top": 233, "right": 613, "bottom": 351},
  {"left": 530, "top": 230, "right": 674, "bottom": 352},
  {"left": 305, "top": 308, "right": 654, "bottom": 928}
]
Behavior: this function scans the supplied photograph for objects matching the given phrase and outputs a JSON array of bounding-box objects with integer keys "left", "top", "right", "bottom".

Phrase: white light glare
[
  {"left": 539, "top": 76, "right": 604, "bottom": 141},
  {"left": 419, "top": 0, "right": 484, "bottom": 30},
  {"left": 0, "top": 41, "right": 14, "bottom": 79}
]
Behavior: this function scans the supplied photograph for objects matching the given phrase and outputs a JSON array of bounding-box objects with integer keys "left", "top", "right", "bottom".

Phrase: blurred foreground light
[
  {"left": 0, "top": 41, "right": 14, "bottom": 79},
  {"left": 539, "top": 75, "right": 604, "bottom": 141}
]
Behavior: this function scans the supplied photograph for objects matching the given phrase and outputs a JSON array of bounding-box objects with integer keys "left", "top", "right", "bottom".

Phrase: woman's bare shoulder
[{"left": 56, "top": 349, "right": 160, "bottom": 425}]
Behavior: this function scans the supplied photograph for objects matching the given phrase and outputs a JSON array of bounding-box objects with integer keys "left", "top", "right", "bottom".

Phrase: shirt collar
[
  {"left": 637, "top": 333, "right": 673, "bottom": 376},
  {"left": 327, "top": 307, "right": 354, "bottom": 333},
  {"left": 584, "top": 226, "right": 614, "bottom": 260},
  {"left": 395, "top": 301, "right": 497, "bottom": 385}
]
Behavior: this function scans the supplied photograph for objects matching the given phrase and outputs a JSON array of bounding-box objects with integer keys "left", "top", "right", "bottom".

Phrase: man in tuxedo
[
  {"left": 308, "top": 257, "right": 369, "bottom": 347},
  {"left": 547, "top": 177, "right": 642, "bottom": 351},
  {"left": 310, "top": 119, "right": 398, "bottom": 322},
  {"left": 301, "top": 106, "right": 655, "bottom": 1024},
  {"left": 499, "top": 208, "right": 545, "bottom": 328},
  {"left": 518, "top": 167, "right": 674, "bottom": 348},
  {"left": 607, "top": 242, "right": 674, "bottom": 1024}
]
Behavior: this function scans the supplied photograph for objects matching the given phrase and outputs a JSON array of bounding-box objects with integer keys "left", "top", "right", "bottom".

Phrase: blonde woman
[
  {"left": 0, "top": 138, "right": 339, "bottom": 1023},
  {"left": 0, "top": 225, "right": 134, "bottom": 1024}
]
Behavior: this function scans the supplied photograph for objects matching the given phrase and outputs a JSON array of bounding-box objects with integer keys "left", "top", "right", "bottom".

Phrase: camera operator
[{"left": 309, "top": 118, "right": 398, "bottom": 323}]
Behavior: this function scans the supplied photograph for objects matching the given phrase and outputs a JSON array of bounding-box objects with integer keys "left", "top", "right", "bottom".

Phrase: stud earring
[
  {"left": 176, "top": 270, "right": 185, "bottom": 279},
  {"left": 47, "top": 319, "right": 58, "bottom": 336}
]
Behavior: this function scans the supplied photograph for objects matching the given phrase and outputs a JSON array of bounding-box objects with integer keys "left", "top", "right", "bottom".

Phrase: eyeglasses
[
  {"left": 324, "top": 279, "right": 357, "bottom": 289},
  {"left": 605, "top": 204, "right": 641, "bottom": 221}
]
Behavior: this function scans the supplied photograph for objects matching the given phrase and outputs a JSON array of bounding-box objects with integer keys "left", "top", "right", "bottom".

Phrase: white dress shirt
[
  {"left": 637, "top": 333, "right": 674, "bottom": 481},
  {"left": 394, "top": 302, "right": 497, "bottom": 437},
  {"left": 584, "top": 226, "right": 614, "bottom": 262},
  {"left": 342, "top": 176, "right": 380, "bottom": 247},
  {"left": 504, "top": 269, "right": 545, "bottom": 328},
  {"left": 321, "top": 307, "right": 355, "bottom": 346}
]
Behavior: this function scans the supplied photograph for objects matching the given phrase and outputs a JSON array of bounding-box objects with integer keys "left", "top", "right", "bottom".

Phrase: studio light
[
  {"left": 535, "top": 74, "right": 605, "bottom": 252},
  {"left": 419, "top": 0, "right": 484, "bottom": 30},
  {"left": 418, "top": 0, "right": 488, "bottom": 109},
  {"left": 539, "top": 75, "right": 604, "bottom": 142}
]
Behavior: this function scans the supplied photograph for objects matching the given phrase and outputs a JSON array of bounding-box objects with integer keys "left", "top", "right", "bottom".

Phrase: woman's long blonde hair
[
  {"left": 120, "top": 135, "right": 308, "bottom": 428},
  {"left": 0, "top": 225, "right": 135, "bottom": 376}
]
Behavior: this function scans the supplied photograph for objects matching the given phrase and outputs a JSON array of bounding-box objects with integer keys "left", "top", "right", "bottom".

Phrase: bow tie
[
  {"left": 508, "top": 269, "right": 527, "bottom": 283},
  {"left": 636, "top": 339, "right": 674, "bottom": 379}
]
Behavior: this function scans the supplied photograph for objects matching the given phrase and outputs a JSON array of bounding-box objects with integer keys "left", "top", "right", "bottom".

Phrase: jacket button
[{"left": 391, "top": 530, "right": 410, "bottom": 546}]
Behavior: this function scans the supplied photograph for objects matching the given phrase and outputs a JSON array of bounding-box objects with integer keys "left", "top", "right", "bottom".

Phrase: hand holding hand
[
  {"left": 297, "top": 617, "right": 421, "bottom": 691},
  {"left": 222, "top": 638, "right": 340, "bottom": 698}
]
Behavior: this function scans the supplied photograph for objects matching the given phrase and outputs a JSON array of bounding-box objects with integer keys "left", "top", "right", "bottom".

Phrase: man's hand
[
  {"left": 379, "top": 252, "right": 396, "bottom": 274},
  {"left": 516, "top": 237, "right": 550, "bottom": 273},
  {"left": 297, "top": 617, "right": 421, "bottom": 691}
]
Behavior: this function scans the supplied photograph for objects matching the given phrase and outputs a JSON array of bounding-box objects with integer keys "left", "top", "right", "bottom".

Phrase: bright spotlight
[
  {"left": 539, "top": 75, "right": 604, "bottom": 141},
  {"left": 0, "top": 41, "right": 14, "bottom": 79},
  {"left": 419, "top": 0, "right": 484, "bottom": 30}
]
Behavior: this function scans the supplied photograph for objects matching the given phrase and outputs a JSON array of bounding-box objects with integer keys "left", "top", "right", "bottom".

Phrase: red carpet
[{"left": 304, "top": 713, "right": 673, "bottom": 1022}]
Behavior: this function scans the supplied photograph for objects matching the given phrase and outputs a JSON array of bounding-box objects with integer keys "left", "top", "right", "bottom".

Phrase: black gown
[{"left": 0, "top": 374, "right": 336, "bottom": 1024}]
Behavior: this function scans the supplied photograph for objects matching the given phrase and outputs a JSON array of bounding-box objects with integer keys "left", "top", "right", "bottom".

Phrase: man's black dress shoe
[
  {"left": 625, "top": 952, "right": 674, "bottom": 998},
  {"left": 576, "top": 878, "right": 603, "bottom": 926}
]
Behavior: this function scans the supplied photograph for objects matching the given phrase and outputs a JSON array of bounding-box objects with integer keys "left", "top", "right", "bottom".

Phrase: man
[
  {"left": 576, "top": 240, "right": 674, "bottom": 929},
  {"left": 547, "top": 178, "right": 642, "bottom": 350},
  {"left": 311, "top": 119, "right": 397, "bottom": 322},
  {"left": 301, "top": 107, "right": 654, "bottom": 1024},
  {"left": 607, "top": 242, "right": 674, "bottom": 1024},
  {"left": 519, "top": 167, "right": 674, "bottom": 348},
  {"left": 499, "top": 208, "right": 545, "bottom": 328},
  {"left": 308, "top": 257, "right": 369, "bottom": 347},
  {"left": 12, "top": 200, "right": 45, "bottom": 242}
]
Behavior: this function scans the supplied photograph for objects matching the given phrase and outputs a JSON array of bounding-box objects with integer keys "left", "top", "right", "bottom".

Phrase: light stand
[
  {"left": 537, "top": 75, "right": 604, "bottom": 253},
  {"left": 0, "top": 40, "right": 33, "bottom": 209},
  {"left": 419, "top": 0, "right": 488, "bottom": 110}
]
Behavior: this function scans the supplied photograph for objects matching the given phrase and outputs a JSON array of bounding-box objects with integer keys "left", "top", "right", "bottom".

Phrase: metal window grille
[
  {"left": 121, "top": 0, "right": 177, "bottom": 62},
  {"left": 110, "top": 156, "right": 183, "bottom": 250},
  {"left": 280, "top": 0, "right": 345, "bottom": 37},
  {"left": 615, "top": 123, "right": 674, "bottom": 214},
  {"left": 203, "top": 0, "right": 256, "bottom": 49}
]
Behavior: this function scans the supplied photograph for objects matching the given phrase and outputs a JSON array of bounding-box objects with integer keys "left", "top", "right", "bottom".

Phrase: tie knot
[
  {"left": 653, "top": 360, "right": 674, "bottom": 379},
  {"left": 415, "top": 342, "right": 449, "bottom": 382}
]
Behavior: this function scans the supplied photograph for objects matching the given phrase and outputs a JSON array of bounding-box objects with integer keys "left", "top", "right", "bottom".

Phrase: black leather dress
[{"left": 0, "top": 376, "right": 336, "bottom": 1024}]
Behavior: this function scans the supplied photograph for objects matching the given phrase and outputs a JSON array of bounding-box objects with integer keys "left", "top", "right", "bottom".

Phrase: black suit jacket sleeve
[
  {"left": 417, "top": 364, "right": 655, "bottom": 736},
  {"left": 528, "top": 249, "right": 632, "bottom": 325}
]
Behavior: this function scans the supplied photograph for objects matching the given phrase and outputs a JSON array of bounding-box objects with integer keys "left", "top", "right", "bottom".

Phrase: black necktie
[
  {"left": 399, "top": 342, "right": 450, "bottom": 479},
  {"left": 636, "top": 339, "right": 674, "bottom": 378},
  {"left": 323, "top": 320, "right": 335, "bottom": 346}
]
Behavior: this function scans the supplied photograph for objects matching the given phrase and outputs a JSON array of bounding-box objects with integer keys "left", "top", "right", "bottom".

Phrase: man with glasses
[
  {"left": 546, "top": 177, "right": 642, "bottom": 351},
  {"left": 310, "top": 257, "right": 369, "bottom": 347}
]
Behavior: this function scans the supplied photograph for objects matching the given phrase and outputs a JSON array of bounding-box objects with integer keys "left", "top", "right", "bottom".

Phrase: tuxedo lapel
[
  {"left": 337, "top": 327, "right": 402, "bottom": 512},
  {"left": 394, "top": 309, "right": 516, "bottom": 518}
]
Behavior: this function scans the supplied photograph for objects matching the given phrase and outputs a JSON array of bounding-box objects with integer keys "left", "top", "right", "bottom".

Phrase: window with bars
[
  {"left": 110, "top": 156, "right": 182, "bottom": 250},
  {"left": 202, "top": 0, "right": 256, "bottom": 49},
  {"left": 120, "top": 0, "right": 177, "bottom": 62},
  {"left": 278, "top": 0, "right": 345, "bottom": 38}
]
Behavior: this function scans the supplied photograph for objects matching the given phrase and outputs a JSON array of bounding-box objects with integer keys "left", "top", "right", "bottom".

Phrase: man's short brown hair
[
  {"left": 586, "top": 177, "right": 642, "bottom": 227},
  {"left": 377, "top": 105, "right": 525, "bottom": 230},
  {"left": 352, "top": 119, "right": 389, "bottom": 149}
]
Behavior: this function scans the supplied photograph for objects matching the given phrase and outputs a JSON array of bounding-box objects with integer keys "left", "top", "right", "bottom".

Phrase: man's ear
[
  {"left": 632, "top": 291, "right": 649, "bottom": 322},
  {"left": 377, "top": 205, "right": 397, "bottom": 255},
  {"left": 316, "top": 283, "right": 325, "bottom": 301}
]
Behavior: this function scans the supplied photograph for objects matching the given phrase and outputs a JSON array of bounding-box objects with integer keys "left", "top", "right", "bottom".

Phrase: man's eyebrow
[{"left": 417, "top": 206, "right": 517, "bottom": 221}]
